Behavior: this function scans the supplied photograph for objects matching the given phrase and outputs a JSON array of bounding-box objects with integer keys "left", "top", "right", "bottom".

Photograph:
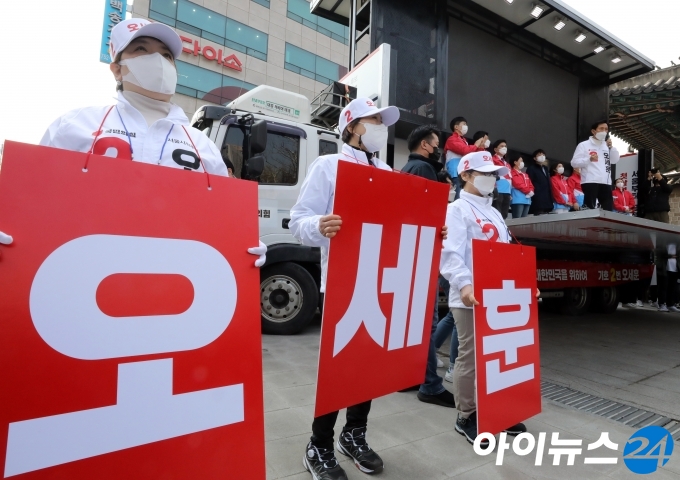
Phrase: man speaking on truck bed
[{"left": 570, "top": 120, "right": 620, "bottom": 210}]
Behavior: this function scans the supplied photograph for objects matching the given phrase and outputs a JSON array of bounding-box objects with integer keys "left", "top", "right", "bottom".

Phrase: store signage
[
  {"left": 100, "top": 0, "right": 128, "bottom": 63},
  {"left": 314, "top": 162, "right": 448, "bottom": 417},
  {"left": 180, "top": 36, "right": 243, "bottom": 72},
  {"left": 0, "top": 141, "right": 265, "bottom": 479},
  {"left": 472, "top": 240, "right": 541, "bottom": 435}
]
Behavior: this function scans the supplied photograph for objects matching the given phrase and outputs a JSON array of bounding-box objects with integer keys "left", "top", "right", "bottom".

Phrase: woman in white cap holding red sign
[
  {"left": 439, "top": 150, "right": 528, "bottom": 448},
  {"left": 39, "top": 19, "right": 265, "bottom": 266},
  {"left": 290, "top": 97, "right": 400, "bottom": 480}
]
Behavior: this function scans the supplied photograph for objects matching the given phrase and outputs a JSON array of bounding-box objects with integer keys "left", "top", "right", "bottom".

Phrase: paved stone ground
[{"left": 263, "top": 306, "right": 680, "bottom": 479}]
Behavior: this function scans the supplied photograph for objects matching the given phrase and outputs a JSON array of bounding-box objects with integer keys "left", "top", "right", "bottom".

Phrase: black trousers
[
  {"left": 658, "top": 271, "right": 679, "bottom": 307},
  {"left": 582, "top": 183, "right": 613, "bottom": 211},
  {"left": 311, "top": 400, "right": 372, "bottom": 449},
  {"left": 492, "top": 193, "right": 511, "bottom": 219}
]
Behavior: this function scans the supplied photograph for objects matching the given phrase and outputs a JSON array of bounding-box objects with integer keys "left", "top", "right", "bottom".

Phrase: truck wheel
[
  {"left": 592, "top": 286, "right": 619, "bottom": 314},
  {"left": 260, "top": 262, "right": 318, "bottom": 335},
  {"left": 560, "top": 287, "right": 591, "bottom": 316}
]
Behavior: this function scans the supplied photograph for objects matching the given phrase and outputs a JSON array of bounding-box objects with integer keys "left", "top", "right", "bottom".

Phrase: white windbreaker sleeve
[
  {"left": 289, "top": 158, "right": 332, "bottom": 249},
  {"left": 201, "top": 135, "right": 229, "bottom": 177},
  {"left": 570, "top": 141, "right": 590, "bottom": 169},
  {"left": 39, "top": 116, "right": 64, "bottom": 147},
  {"left": 439, "top": 204, "right": 472, "bottom": 292},
  {"left": 609, "top": 146, "right": 620, "bottom": 165}
]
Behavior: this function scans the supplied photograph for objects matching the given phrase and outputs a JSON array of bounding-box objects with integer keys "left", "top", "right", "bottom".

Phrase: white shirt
[
  {"left": 440, "top": 190, "right": 510, "bottom": 309},
  {"left": 570, "top": 137, "right": 620, "bottom": 185},
  {"left": 40, "top": 92, "right": 228, "bottom": 177},
  {"left": 289, "top": 143, "right": 392, "bottom": 292}
]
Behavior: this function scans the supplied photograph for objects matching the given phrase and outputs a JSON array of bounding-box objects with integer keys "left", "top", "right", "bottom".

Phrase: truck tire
[
  {"left": 260, "top": 262, "right": 318, "bottom": 335},
  {"left": 560, "top": 287, "right": 591, "bottom": 316},
  {"left": 592, "top": 286, "right": 619, "bottom": 314}
]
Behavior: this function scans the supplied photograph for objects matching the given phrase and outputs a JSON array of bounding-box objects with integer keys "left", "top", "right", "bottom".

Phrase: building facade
[{"left": 131, "top": 0, "right": 351, "bottom": 120}]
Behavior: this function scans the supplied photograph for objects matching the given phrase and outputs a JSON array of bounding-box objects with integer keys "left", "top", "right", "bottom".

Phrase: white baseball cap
[
  {"left": 109, "top": 18, "right": 184, "bottom": 62},
  {"left": 339, "top": 97, "right": 400, "bottom": 134},
  {"left": 458, "top": 151, "right": 509, "bottom": 176}
]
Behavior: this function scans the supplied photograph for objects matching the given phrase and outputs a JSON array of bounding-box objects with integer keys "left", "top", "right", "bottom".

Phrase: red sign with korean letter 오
[
  {"left": 315, "top": 162, "right": 449, "bottom": 417},
  {"left": 0, "top": 142, "right": 265, "bottom": 479},
  {"left": 472, "top": 240, "right": 541, "bottom": 436}
]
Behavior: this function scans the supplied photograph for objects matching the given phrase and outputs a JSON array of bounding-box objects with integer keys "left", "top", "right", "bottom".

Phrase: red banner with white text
[
  {"left": 473, "top": 240, "right": 541, "bottom": 435},
  {"left": 0, "top": 142, "right": 265, "bottom": 479},
  {"left": 315, "top": 162, "right": 449, "bottom": 417}
]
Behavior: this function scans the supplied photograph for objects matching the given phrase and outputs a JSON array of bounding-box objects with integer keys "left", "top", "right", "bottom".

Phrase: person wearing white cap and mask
[
  {"left": 39, "top": 19, "right": 265, "bottom": 266},
  {"left": 291, "top": 97, "right": 447, "bottom": 480},
  {"left": 290, "top": 97, "right": 398, "bottom": 480},
  {"left": 440, "top": 151, "right": 533, "bottom": 448}
]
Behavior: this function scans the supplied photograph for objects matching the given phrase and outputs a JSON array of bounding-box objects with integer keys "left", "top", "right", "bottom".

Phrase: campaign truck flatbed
[{"left": 507, "top": 210, "right": 680, "bottom": 315}]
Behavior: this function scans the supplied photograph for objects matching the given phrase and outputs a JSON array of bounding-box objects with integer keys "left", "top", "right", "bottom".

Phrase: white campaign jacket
[
  {"left": 440, "top": 190, "right": 510, "bottom": 309},
  {"left": 570, "top": 137, "right": 620, "bottom": 185},
  {"left": 289, "top": 143, "right": 391, "bottom": 292},
  {"left": 40, "top": 92, "right": 228, "bottom": 176}
]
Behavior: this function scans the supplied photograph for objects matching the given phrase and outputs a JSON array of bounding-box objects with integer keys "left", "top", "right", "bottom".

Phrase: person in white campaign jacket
[
  {"left": 38, "top": 18, "right": 265, "bottom": 266},
  {"left": 291, "top": 97, "right": 401, "bottom": 480},
  {"left": 439, "top": 150, "right": 528, "bottom": 448},
  {"left": 570, "top": 120, "right": 620, "bottom": 211}
]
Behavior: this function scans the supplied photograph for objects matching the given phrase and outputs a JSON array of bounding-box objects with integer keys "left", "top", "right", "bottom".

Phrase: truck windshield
[{"left": 221, "top": 125, "right": 300, "bottom": 185}]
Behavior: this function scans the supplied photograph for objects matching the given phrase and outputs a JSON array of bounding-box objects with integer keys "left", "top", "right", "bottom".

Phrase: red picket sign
[
  {"left": 472, "top": 240, "right": 541, "bottom": 435},
  {"left": 315, "top": 162, "right": 449, "bottom": 417},
  {"left": 0, "top": 141, "right": 265, "bottom": 479}
]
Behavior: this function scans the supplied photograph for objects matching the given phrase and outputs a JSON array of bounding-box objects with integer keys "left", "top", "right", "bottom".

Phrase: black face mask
[{"left": 428, "top": 146, "right": 441, "bottom": 162}]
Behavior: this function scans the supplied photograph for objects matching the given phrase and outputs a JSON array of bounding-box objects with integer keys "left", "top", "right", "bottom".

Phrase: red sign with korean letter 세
[
  {"left": 314, "top": 161, "right": 449, "bottom": 417},
  {"left": 472, "top": 240, "right": 541, "bottom": 435},
  {"left": 0, "top": 142, "right": 265, "bottom": 479}
]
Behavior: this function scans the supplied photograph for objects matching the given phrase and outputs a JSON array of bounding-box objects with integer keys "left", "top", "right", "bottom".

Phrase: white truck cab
[{"left": 191, "top": 85, "right": 349, "bottom": 334}]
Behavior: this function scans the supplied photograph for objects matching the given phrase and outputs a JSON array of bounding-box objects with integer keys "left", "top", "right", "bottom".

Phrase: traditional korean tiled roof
[{"left": 610, "top": 65, "right": 680, "bottom": 172}]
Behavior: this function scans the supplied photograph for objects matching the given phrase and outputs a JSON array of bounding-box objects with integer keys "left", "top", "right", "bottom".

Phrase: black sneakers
[
  {"left": 504, "top": 422, "right": 527, "bottom": 435},
  {"left": 455, "top": 412, "right": 489, "bottom": 448},
  {"left": 303, "top": 442, "right": 348, "bottom": 480},
  {"left": 417, "top": 389, "right": 456, "bottom": 408},
  {"left": 336, "top": 427, "right": 384, "bottom": 474}
]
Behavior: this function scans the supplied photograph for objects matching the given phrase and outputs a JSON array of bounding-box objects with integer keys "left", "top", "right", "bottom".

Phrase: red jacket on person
[
  {"left": 613, "top": 188, "right": 636, "bottom": 212},
  {"left": 567, "top": 171, "right": 582, "bottom": 193},
  {"left": 443, "top": 132, "right": 484, "bottom": 158},
  {"left": 511, "top": 169, "right": 534, "bottom": 194},
  {"left": 551, "top": 175, "right": 576, "bottom": 205}
]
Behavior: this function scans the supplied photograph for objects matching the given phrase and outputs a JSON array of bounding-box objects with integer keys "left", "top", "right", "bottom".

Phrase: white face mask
[
  {"left": 460, "top": 125, "right": 469, "bottom": 135},
  {"left": 484, "top": 139, "right": 491, "bottom": 148},
  {"left": 519, "top": 161, "right": 525, "bottom": 169},
  {"left": 358, "top": 123, "right": 388, "bottom": 152},
  {"left": 498, "top": 147, "right": 508, "bottom": 156},
  {"left": 616, "top": 182, "right": 624, "bottom": 188},
  {"left": 119, "top": 52, "right": 177, "bottom": 95},
  {"left": 557, "top": 167, "right": 565, "bottom": 175},
  {"left": 537, "top": 155, "right": 546, "bottom": 163},
  {"left": 594, "top": 131, "right": 607, "bottom": 141},
  {"left": 472, "top": 174, "right": 496, "bottom": 196}
]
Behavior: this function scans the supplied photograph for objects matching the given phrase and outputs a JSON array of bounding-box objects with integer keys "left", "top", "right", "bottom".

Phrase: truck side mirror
[
  {"left": 250, "top": 120, "right": 267, "bottom": 154},
  {"left": 246, "top": 154, "right": 265, "bottom": 180}
]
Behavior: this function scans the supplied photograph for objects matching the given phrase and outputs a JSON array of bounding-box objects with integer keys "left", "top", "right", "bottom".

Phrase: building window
[
  {"left": 176, "top": 61, "right": 256, "bottom": 105},
  {"left": 251, "top": 0, "right": 270, "bottom": 8},
  {"left": 222, "top": 126, "right": 300, "bottom": 185},
  {"left": 284, "top": 44, "right": 348, "bottom": 85},
  {"left": 149, "top": 0, "right": 268, "bottom": 61},
  {"left": 287, "top": 0, "right": 349, "bottom": 45}
]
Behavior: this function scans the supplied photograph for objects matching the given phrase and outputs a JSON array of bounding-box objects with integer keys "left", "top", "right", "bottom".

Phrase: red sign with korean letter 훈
[
  {"left": 472, "top": 240, "right": 541, "bottom": 435},
  {"left": 0, "top": 141, "right": 265, "bottom": 479},
  {"left": 315, "top": 161, "right": 449, "bottom": 417}
]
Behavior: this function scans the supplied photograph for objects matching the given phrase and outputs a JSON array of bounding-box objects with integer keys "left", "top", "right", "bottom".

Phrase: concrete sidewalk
[{"left": 263, "top": 325, "right": 680, "bottom": 479}]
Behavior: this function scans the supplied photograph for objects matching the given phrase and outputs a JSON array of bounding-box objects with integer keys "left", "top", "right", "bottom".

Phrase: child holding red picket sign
[{"left": 439, "top": 150, "right": 528, "bottom": 448}]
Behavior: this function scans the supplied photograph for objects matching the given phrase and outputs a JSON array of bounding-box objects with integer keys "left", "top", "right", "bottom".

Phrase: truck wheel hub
[{"left": 261, "top": 275, "right": 303, "bottom": 323}]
